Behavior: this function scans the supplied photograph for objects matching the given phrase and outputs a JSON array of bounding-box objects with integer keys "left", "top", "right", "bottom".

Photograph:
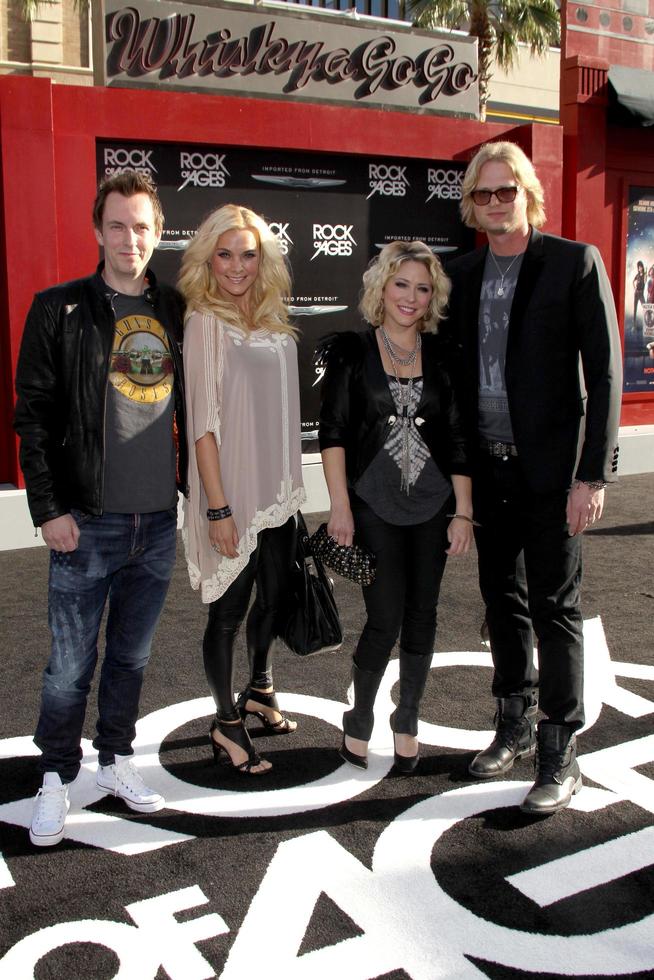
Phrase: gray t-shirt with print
[
  {"left": 478, "top": 250, "right": 524, "bottom": 444},
  {"left": 355, "top": 376, "right": 452, "bottom": 526},
  {"left": 103, "top": 291, "right": 177, "bottom": 513}
]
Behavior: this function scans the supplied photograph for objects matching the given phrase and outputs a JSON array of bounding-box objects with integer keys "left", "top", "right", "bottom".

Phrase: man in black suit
[{"left": 446, "top": 141, "right": 622, "bottom": 815}]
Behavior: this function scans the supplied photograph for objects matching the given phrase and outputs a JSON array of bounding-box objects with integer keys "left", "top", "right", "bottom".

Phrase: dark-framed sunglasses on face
[{"left": 470, "top": 186, "right": 519, "bottom": 206}]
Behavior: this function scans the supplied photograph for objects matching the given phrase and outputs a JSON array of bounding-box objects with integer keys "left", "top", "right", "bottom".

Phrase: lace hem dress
[{"left": 183, "top": 311, "right": 306, "bottom": 603}]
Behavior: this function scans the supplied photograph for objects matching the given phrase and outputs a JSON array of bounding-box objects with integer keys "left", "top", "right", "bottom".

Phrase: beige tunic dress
[{"left": 183, "top": 311, "right": 306, "bottom": 603}]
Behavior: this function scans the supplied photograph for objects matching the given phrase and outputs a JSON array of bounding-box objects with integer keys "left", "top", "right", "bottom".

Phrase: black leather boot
[
  {"left": 390, "top": 652, "right": 432, "bottom": 773},
  {"left": 520, "top": 722, "right": 582, "bottom": 815},
  {"left": 340, "top": 662, "right": 385, "bottom": 770},
  {"left": 468, "top": 694, "right": 537, "bottom": 779}
]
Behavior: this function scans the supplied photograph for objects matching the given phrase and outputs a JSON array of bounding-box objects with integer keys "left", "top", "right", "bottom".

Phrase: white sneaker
[
  {"left": 96, "top": 754, "right": 165, "bottom": 813},
  {"left": 30, "top": 772, "right": 70, "bottom": 847}
]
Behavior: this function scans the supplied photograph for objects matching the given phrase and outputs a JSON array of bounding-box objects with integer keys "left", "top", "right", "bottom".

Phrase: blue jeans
[{"left": 34, "top": 509, "right": 177, "bottom": 782}]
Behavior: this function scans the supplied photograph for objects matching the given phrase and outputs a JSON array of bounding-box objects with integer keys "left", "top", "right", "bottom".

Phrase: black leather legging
[{"left": 203, "top": 516, "right": 296, "bottom": 720}]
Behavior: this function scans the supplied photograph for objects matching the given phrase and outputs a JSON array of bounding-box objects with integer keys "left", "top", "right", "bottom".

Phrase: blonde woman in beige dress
[{"left": 179, "top": 205, "right": 305, "bottom": 775}]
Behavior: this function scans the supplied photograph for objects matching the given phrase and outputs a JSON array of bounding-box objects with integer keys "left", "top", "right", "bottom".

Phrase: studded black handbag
[{"left": 308, "top": 523, "right": 376, "bottom": 587}]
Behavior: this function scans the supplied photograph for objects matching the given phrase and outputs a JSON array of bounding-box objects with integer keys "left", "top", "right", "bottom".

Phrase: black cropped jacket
[{"left": 317, "top": 328, "right": 471, "bottom": 486}]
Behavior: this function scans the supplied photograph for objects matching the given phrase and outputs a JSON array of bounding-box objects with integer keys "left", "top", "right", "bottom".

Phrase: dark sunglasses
[{"left": 470, "top": 186, "right": 519, "bottom": 206}]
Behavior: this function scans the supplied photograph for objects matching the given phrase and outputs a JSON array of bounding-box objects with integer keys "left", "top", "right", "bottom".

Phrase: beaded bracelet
[
  {"left": 207, "top": 506, "right": 232, "bottom": 521},
  {"left": 575, "top": 479, "right": 607, "bottom": 492},
  {"left": 447, "top": 513, "right": 482, "bottom": 527}
]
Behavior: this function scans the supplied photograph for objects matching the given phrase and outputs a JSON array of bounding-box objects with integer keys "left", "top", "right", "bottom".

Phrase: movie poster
[
  {"left": 623, "top": 185, "right": 654, "bottom": 393},
  {"left": 97, "top": 142, "right": 475, "bottom": 452}
]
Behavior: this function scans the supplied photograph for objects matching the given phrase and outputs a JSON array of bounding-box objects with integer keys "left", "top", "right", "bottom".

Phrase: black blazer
[
  {"left": 445, "top": 229, "right": 622, "bottom": 493},
  {"left": 317, "top": 327, "right": 471, "bottom": 486}
]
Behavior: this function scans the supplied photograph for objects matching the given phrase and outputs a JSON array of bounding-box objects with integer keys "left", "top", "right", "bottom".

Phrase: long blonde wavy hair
[
  {"left": 178, "top": 204, "right": 295, "bottom": 335},
  {"left": 359, "top": 240, "right": 450, "bottom": 334}
]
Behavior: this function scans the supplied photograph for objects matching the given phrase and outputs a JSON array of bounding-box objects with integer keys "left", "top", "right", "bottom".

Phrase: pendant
[{"left": 497, "top": 285, "right": 504, "bottom": 296}]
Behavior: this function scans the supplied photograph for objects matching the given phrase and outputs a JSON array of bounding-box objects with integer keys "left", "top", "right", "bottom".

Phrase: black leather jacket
[
  {"left": 14, "top": 264, "right": 189, "bottom": 527},
  {"left": 317, "top": 328, "right": 471, "bottom": 484}
]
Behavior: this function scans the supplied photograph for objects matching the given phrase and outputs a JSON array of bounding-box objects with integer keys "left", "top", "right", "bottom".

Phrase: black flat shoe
[
  {"left": 339, "top": 736, "right": 368, "bottom": 770},
  {"left": 392, "top": 733, "right": 420, "bottom": 774},
  {"left": 236, "top": 686, "right": 297, "bottom": 735},
  {"left": 209, "top": 718, "right": 272, "bottom": 775}
]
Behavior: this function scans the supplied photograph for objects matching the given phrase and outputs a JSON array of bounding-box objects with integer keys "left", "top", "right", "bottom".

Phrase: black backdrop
[{"left": 97, "top": 140, "right": 474, "bottom": 450}]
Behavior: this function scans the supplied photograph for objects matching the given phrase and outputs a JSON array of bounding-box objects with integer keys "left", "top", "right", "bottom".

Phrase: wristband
[
  {"left": 447, "top": 514, "right": 481, "bottom": 527},
  {"left": 207, "top": 506, "right": 232, "bottom": 521},
  {"left": 575, "top": 480, "right": 607, "bottom": 492}
]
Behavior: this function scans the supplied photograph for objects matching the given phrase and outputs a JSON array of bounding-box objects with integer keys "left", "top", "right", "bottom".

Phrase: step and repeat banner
[{"left": 97, "top": 141, "right": 474, "bottom": 452}]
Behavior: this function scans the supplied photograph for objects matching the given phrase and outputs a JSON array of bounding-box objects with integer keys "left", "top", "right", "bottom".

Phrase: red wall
[
  {"left": 0, "top": 75, "right": 561, "bottom": 487},
  {"left": 560, "top": 0, "right": 654, "bottom": 426}
]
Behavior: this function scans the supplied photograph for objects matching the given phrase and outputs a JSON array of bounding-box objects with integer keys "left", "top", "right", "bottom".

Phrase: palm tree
[
  {"left": 18, "top": 0, "right": 45, "bottom": 18},
  {"left": 407, "top": 0, "right": 560, "bottom": 120},
  {"left": 18, "top": 0, "right": 87, "bottom": 21}
]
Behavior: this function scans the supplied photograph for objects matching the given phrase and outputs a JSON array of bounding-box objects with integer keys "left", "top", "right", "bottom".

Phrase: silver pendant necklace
[{"left": 489, "top": 249, "right": 521, "bottom": 297}]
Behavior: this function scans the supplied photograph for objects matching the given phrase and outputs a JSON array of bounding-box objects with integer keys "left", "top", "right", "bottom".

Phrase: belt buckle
[{"left": 488, "top": 440, "right": 512, "bottom": 459}]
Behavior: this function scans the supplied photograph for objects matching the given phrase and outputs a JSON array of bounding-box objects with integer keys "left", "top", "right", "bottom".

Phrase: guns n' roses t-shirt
[{"left": 103, "top": 292, "right": 177, "bottom": 513}]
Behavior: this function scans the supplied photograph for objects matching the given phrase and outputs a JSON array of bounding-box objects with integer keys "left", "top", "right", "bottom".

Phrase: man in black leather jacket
[{"left": 14, "top": 171, "right": 188, "bottom": 847}]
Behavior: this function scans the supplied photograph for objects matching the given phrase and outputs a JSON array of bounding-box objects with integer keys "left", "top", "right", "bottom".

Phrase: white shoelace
[
  {"left": 112, "top": 759, "right": 147, "bottom": 793},
  {"left": 34, "top": 784, "right": 68, "bottom": 823}
]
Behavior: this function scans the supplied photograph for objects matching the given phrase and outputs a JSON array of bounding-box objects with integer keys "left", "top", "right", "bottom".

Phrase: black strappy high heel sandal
[
  {"left": 235, "top": 686, "right": 297, "bottom": 735},
  {"left": 209, "top": 718, "right": 272, "bottom": 774}
]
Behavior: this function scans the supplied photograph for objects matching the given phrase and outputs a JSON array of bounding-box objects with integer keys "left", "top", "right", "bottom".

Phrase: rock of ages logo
[
  {"left": 1, "top": 617, "right": 653, "bottom": 977},
  {"left": 311, "top": 223, "right": 357, "bottom": 260},
  {"left": 367, "top": 163, "right": 410, "bottom": 199},
  {"left": 426, "top": 166, "right": 463, "bottom": 202},
  {"left": 109, "top": 315, "right": 174, "bottom": 404},
  {"left": 269, "top": 221, "right": 293, "bottom": 256},
  {"left": 103, "top": 146, "right": 157, "bottom": 178},
  {"left": 178, "top": 151, "right": 230, "bottom": 191}
]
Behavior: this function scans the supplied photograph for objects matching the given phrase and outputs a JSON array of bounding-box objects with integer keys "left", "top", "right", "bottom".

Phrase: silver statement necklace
[
  {"left": 381, "top": 327, "right": 421, "bottom": 410},
  {"left": 489, "top": 249, "right": 522, "bottom": 297},
  {"left": 380, "top": 327, "right": 421, "bottom": 492},
  {"left": 380, "top": 325, "right": 421, "bottom": 368}
]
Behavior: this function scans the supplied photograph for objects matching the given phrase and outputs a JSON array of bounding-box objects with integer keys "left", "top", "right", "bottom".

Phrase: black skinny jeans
[
  {"left": 351, "top": 496, "right": 452, "bottom": 672},
  {"left": 203, "top": 517, "right": 296, "bottom": 721}
]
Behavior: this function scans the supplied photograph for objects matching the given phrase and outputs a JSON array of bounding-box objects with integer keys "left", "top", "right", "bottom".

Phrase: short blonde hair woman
[
  {"left": 317, "top": 240, "right": 473, "bottom": 775},
  {"left": 359, "top": 239, "right": 451, "bottom": 333},
  {"left": 180, "top": 203, "right": 305, "bottom": 777}
]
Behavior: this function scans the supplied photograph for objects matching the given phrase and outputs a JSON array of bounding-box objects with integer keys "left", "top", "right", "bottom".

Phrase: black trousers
[
  {"left": 351, "top": 496, "right": 452, "bottom": 672},
  {"left": 203, "top": 517, "right": 296, "bottom": 720},
  {"left": 473, "top": 454, "right": 584, "bottom": 729}
]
